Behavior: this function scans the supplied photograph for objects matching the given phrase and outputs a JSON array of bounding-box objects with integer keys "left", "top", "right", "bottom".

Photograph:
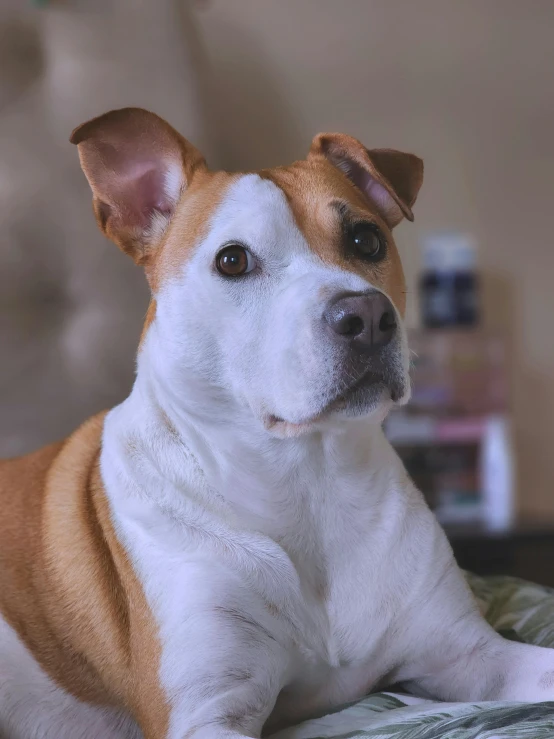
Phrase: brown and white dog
[{"left": 1, "top": 108, "right": 554, "bottom": 739}]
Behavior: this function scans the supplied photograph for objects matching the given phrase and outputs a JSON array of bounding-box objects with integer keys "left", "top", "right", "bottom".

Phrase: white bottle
[{"left": 480, "top": 415, "right": 515, "bottom": 532}]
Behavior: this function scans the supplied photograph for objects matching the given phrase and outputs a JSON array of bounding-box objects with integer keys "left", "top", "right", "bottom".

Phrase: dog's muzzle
[{"left": 322, "top": 289, "right": 405, "bottom": 410}]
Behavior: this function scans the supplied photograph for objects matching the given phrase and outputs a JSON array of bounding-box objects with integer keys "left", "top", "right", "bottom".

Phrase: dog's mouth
[{"left": 264, "top": 368, "right": 406, "bottom": 437}]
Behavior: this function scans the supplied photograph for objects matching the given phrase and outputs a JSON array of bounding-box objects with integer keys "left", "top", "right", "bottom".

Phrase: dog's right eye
[{"left": 216, "top": 245, "right": 256, "bottom": 277}]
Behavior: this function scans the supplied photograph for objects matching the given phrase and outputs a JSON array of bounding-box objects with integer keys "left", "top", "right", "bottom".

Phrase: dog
[{"left": 1, "top": 108, "right": 554, "bottom": 739}]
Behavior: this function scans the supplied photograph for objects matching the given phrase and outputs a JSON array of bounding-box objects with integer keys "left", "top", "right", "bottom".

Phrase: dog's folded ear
[
  {"left": 70, "top": 108, "right": 206, "bottom": 265},
  {"left": 309, "top": 133, "right": 423, "bottom": 228}
]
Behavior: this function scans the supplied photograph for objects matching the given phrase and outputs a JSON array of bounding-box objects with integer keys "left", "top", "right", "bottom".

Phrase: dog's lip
[
  {"left": 263, "top": 413, "right": 318, "bottom": 438},
  {"left": 265, "top": 369, "right": 393, "bottom": 432},
  {"left": 326, "top": 369, "right": 387, "bottom": 412}
]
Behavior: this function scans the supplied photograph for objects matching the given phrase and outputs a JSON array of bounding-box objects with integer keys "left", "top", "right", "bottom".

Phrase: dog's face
[{"left": 72, "top": 109, "right": 423, "bottom": 436}]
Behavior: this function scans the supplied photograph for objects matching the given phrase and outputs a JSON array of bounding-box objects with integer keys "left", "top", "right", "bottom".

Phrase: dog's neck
[{"left": 103, "top": 346, "right": 402, "bottom": 546}]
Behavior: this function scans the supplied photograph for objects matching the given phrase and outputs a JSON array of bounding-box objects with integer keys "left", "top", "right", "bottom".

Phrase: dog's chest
[
  {"left": 104, "top": 419, "right": 417, "bottom": 728},
  {"left": 291, "top": 524, "right": 406, "bottom": 668},
  {"left": 260, "top": 514, "right": 409, "bottom": 731},
  {"left": 114, "top": 470, "right": 407, "bottom": 663},
  {"left": 117, "top": 496, "right": 404, "bottom": 731}
]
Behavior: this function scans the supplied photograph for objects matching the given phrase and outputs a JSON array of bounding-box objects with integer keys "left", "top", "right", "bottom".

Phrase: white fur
[
  {"left": 163, "top": 161, "right": 184, "bottom": 206},
  {"left": 145, "top": 162, "right": 184, "bottom": 243},
  {"left": 7, "top": 173, "right": 554, "bottom": 737}
]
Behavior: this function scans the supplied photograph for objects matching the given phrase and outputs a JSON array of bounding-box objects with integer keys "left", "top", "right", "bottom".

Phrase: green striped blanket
[{"left": 272, "top": 574, "right": 554, "bottom": 739}]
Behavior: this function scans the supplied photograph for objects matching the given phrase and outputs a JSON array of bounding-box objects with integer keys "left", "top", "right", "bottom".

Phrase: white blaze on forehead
[
  {"left": 194, "top": 173, "right": 379, "bottom": 294},
  {"left": 202, "top": 173, "right": 310, "bottom": 263}
]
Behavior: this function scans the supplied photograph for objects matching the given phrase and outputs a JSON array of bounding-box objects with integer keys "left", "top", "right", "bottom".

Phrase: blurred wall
[
  {"left": 1, "top": 0, "right": 553, "bottom": 518},
  {"left": 0, "top": 0, "right": 217, "bottom": 455},
  {"left": 191, "top": 0, "right": 554, "bottom": 518}
]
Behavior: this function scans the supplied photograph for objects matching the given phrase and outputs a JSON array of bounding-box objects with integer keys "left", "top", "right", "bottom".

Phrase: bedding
[{"left": 274, "top": 574, "right": 554, "bottom": 738}]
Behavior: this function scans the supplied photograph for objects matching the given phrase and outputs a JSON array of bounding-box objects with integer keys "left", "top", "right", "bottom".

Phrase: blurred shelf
[
  {"left": 384, "top": 413, "right": 503, "bottom": 446},
  {"left": 445, "top": 518, "right": 554, "bottom": 542},
  {"left": 446, "top": 518, "right": 554, "bottom": 587}
]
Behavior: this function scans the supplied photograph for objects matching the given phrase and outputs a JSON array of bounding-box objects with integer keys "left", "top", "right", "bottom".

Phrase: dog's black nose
[{"left": 323, "top": 291, "right": 397, "bottom": 352}]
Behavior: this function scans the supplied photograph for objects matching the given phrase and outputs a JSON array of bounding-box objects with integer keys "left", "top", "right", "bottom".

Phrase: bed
[{"left": 274, "top": 574, "right": 554, "bottom": 738}]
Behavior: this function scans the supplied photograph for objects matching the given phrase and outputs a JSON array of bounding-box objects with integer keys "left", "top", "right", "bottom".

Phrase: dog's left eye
[
  {"left": 348, "top": 223, "right": 386, "bottom": 261},
  {"left": 216, "top": 245, "right": 256, "bottom": 277}
]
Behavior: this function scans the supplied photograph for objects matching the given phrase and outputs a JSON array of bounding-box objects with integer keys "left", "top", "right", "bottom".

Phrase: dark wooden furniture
[{"left": 447, "top": 520, "right": 554, "bottom": 587}]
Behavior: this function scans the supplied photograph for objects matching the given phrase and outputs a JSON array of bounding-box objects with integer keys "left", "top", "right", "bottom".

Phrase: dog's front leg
[
  {"left": 405, "top": 629, "right": 554, "bottom": 704},
  {"left": 135, "top": 592, "right": 290, "bottom": 739},
  {"left": 394, "top": 550, "right": 554, "bottom": 703}
]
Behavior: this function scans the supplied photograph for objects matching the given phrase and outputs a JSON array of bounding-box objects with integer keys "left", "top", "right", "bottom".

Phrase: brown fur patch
[
  {"left": 0, "top": 415, "right": 169, "bottom": 737},
  {"left": 138, "top": 170, "right": 237, "bottom": 347},
  {"left": 139, "top": 298, "right": 157, "bottom": 348},
  {"left": 261, "top": 157, "right": 407, "bottom": 315},
  {"left": 149, "top": 169, "right": 237, "bottom": 292}
]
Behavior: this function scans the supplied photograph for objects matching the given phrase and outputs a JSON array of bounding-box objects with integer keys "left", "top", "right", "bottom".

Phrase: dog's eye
[
  {"left": 348, "top": 223, "right": 386, "bottom": 261},
  {"left": 216, "top": 245, "right": 256, "bottom": 277}
]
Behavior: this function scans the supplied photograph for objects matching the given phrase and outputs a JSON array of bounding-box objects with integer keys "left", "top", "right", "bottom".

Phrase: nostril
[
  {"left": 379, "top": 311, "right": 397, "bottom": 333},
  {"left": 324, "top": 291, "right": 396, "bottom": 347},
  {"left": 325, "top": 303, "right": 366, "bottom": 337},
  {"left": 342, "top": 314, "right": 364, "bottom": 337}
]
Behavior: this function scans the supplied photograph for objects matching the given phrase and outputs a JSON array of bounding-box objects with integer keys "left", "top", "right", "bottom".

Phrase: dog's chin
[{"left": 263, "top": 374, "right": 408, "bottom": 439}]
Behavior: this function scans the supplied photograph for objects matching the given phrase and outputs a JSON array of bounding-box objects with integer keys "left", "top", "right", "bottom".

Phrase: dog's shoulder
[
  {"left": 0, "top": 436, "right": 66, "bottom": 649},
  {"left": 0, "top": 436, "right": 65, "bottom": 508},
  {"left": 0, "top": 414, "right": 107, "bottom": 602},
  {"left": 0, "top": 414, "right": 130, "bottom": 702}
]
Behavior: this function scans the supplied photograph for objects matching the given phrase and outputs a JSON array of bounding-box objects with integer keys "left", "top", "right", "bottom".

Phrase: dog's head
[{"left": 72, "top": 109, "right": 422, "bottom": 437}]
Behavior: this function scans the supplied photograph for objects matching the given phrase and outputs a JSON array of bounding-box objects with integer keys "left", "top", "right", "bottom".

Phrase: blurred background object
[
  {"left": 2, "top": 0, "right": 554, "bottom": 575},
  {"left": 0, "top": 0, "right": 215, "bottom": 455}
]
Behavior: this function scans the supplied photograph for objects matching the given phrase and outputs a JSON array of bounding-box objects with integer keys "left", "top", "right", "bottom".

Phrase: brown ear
[
  {"left": 309, "top": 133, "right": 423, "bottom": 228},
  {"left": 70, "top": 108, "right": 206, "bottom": 264}
]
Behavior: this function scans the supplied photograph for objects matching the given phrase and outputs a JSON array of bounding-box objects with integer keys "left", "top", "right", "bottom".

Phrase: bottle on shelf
[
  {"left": 480, "top": 415, "right": 515, "bottom": 532},
  {"left": 419, "top": 232, "right": 479, "bottom": 329}
]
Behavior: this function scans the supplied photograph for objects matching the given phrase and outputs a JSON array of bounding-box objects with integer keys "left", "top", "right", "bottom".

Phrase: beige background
[{"left": 1, "top": 0, "right": 553, "bottom": 517}]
